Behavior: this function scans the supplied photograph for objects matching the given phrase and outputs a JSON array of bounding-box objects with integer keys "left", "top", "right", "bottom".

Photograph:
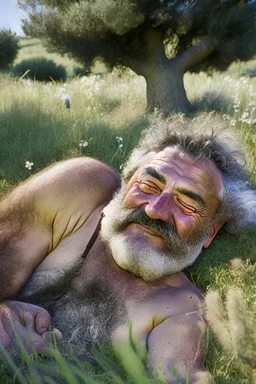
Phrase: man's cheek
[
  {"left": 174, "top": 215, "right": 199, "bottom": 240},
  {"left": 122, "top": 187, "right": 145, "bottom": 209}
]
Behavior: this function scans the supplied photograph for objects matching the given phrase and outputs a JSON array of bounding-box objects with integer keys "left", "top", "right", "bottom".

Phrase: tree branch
[{"left": 177, "top": 36, "right": 215, "bottom": 73}]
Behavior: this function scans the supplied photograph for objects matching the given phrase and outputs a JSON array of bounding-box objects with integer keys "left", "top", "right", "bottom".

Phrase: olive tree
[{"left": 19, "top": 0, "right": 256, "bottom": 114}]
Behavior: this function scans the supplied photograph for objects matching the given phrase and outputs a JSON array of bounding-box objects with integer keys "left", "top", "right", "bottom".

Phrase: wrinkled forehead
[{"left": 138, "top": 145, "right": 224, "bottom": 199}]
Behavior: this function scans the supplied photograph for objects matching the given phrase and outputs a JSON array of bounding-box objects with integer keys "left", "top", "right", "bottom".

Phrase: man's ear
[{"left": 203, "top": 222, "right": 224, "bottom": 248}]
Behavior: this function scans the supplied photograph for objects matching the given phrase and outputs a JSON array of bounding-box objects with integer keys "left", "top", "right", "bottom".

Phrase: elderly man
[{"left": 0, "top": 115, "right": 254, "bottom": 383}]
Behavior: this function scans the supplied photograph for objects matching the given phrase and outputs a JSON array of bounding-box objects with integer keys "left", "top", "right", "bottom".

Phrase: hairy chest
[
  {"left": 17, "top": 247, "right": 184, "bottom": 360},
  {"left": 17, "top": 261, "right": 126, "bottom": 357}
]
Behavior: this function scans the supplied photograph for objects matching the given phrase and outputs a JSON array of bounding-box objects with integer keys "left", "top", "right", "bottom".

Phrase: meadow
[{"left": 0, "top": 39, "right": 256, "bottom": 383}]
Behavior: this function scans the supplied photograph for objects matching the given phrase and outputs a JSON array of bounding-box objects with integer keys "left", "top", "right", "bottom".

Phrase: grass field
[{"left": 0, "top": 40, "right": 256, "bottom": 383}]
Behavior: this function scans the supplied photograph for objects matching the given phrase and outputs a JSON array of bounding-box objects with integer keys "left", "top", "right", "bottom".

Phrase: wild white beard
[{"left": 101, "top": 189, "right": 208, "bottom": 282}]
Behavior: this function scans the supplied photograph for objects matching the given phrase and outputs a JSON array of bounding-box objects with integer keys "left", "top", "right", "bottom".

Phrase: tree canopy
[{"left": 19, "top": 0, "right": 256, "bottom": 114}]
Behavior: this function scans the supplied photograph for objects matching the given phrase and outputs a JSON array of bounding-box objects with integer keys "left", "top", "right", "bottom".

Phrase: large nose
[{"left": 144, "top": 193, "right": 173, "bottom": 223}]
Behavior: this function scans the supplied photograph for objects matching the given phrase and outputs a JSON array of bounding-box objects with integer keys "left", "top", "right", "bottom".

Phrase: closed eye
[
  {"left": 138, "top": 180, "right": 161, "bottom": 194},
  {"left": 176, "top": 197, "right": 196, "bottom": 213}
]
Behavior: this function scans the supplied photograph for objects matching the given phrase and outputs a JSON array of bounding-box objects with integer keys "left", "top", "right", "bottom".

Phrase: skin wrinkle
[
  {"left": 138, "top": 143, "right": 224, "bottom": 201},
  {"left": 50, "top": 210, "right": 58, "bottom": 252},
  {"left": 142, "top": 159, "right": 221, "bottom": 221},
  {"left": 59, "top": 215, "right": 72, "bottom": 242},
  {"left": 148, "top": 161, "right": 204, "bottom": 197},
  {"left": 59, "top": 213, "right": 85, "bottom": 242},
  {"left": 136, "top": 173, "right": 214, "bottom": 226},
  {"left": 175, "top": 188, "right": 206, "bottom": 208}
]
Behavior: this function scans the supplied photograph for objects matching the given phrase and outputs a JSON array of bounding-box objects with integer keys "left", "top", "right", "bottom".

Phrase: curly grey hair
[{"left": 122, "top": 114, "right": 256, "bottom": 233}]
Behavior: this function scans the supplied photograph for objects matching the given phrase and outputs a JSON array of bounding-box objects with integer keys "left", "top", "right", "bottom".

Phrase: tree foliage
[
  {"left": 0, "top": 29, "right": 19, "bottom": 70},
  {"left": 18, "top": 0, "right": 256, "bottom": 113}
]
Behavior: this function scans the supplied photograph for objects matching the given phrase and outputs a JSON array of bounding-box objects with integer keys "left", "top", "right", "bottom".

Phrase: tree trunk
[
  {"left": 144, "top": 58, "right": 193, "bottom": 115},
  {"left": 122, "top": 28, "right": 214, "bottom": 115}
]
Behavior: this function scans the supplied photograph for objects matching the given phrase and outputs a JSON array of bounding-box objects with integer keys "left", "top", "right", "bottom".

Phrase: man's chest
[
  {"left": 18, "top": 237, "right": 192, "bottom": 359},
  {"left": 53, "top": 281, "right": 178, "bottom": 360},
  {"left": 18, "top": 260, "right": 178, "bottom": 360}
]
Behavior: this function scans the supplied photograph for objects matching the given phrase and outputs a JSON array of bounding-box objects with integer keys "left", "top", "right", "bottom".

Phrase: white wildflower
[
  {"left": 25, "top": 161, "right": 34, "bottom": 171},
  {"left": 79, "top": 140, "right": 89, "bottom": 148},
  {"left": 116, "top": 136, "right": 124, "bottom": 148}
]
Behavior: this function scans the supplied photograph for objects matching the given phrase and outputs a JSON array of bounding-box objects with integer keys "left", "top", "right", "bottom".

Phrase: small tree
[
  {"left": 18, "top": 0, "right": 256, "bottom": 114},
  {"left": 0, "top": 29, "right": 19, "bottom": 69}
]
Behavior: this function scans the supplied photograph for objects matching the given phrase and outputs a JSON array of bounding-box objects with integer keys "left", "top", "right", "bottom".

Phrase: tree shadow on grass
[
  {"left": 193, "top": 91, "right": 235, "bottom": 115},
  {"left": 75, "top": 114, "right": 150, "bottom": 174},
  {"left": 0, "top": 102, "right": 150, "bottom": 186},
  {"left": 0, "top": 103, "right": 76, "bottom": 183}
]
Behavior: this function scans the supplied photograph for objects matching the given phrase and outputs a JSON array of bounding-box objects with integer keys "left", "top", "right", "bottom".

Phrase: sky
[{"left": 0, "top": 0, "right": 26, "bottom": 36}]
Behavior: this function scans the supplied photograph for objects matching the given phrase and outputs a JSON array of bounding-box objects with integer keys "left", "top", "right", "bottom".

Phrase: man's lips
[{"left": 128, "top": 222, "right": 160, "bottom": 237}]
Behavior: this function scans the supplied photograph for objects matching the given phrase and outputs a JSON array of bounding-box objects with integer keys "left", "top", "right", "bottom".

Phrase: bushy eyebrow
[
  {"left": 175, "top": 188, "right": 206, "bottom": 207},
  {"left": 144, "top": 166, "right": 206, "bottom": 206},
  {"left": 144, "top": 166, "right": 166, "bottom": 184}
]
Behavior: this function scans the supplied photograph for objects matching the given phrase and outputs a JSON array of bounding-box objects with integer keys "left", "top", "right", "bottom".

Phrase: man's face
[{"left": 101, "top": 146, "right": 224, "bottom": 281}]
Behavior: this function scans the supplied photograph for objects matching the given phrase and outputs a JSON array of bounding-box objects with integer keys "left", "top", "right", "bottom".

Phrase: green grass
[
  {"left": 0, "top": 71, "right": 147, "bottom": 187},
  {"left": 0, "top": 41, "right": 256, "bottom": 382}
]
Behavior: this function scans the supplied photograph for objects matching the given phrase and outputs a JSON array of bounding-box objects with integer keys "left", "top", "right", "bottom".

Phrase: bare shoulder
[
  {"left": 35, "top": 157, "right": 120, "bottom": 195},
  {"left": 147, "top": 274, "right": 203, "bottom": 320},
  {"left": 24, "top": 157, "right": 120, "bottom": 213},
  {"left": 35, "top": 157, "right": 120, "bottom": 246},
  {"left": 1, "top": 157, "right": 120, "bottom": 251},
  {"left": 171, "top": 285, "right": 203, "bottom": 313},
  {"left": 161, "top": 271, "right": 203, "bottom": 301}
]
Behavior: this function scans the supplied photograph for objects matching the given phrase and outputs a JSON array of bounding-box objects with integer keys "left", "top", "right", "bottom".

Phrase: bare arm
[
  {"left": 147, "top": 291, "right": 208, "bottom": 384},
  {"left": 0, "top": 157, "right": 120, "bottom": 299}
]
